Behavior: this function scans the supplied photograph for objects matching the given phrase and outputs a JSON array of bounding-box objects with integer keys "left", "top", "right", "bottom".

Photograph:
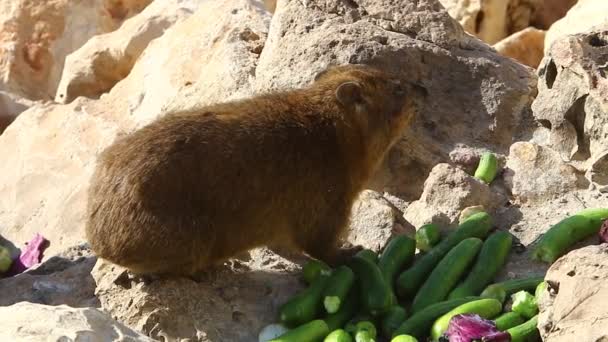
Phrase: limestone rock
[
  {"left": 0, "top": 244, "right": 98, "bottom": 308},
  {"left": 404, "top": 163, "right": 507, "bottom": 228},
  {"left": 504, "top": 142, "right": 587, "bottom": 202},
  {"left": 258, "top": 0, "right": 535, "bottom": 200},
  {"left": 532, "top": 26, "right": 608, "bottom": 171},
  {"left": 439, "top": 0, "right": 541, "bottom": 45},
  {"left": 348, "top": 190, "right": 409, "bottom": 252},
  {"left": 0, "top": 0, "right": 271, "bottom": 257},
  {"left": 494, "top": 27, "right": 546, "bottom": 68},
  {"left": 56, "top": 0, "right": 207, "bottom": 104},
  {"left": 0, "top": 302, "right": 153, "bottom": 342},
  {"left": 92, "top": 253, "right": 302, "bottom": 341},
  {"left": 0, "top": 90, "right": 34, "bottom": 133},
  {"left": 538, "top": 244, "right": 608, "bottom": 342},
  {"left": 0, "top": 0, "right": 152, "bottom": 101},
  {"left": 545, "top": 0, "right": 608, "bottom": 53}
]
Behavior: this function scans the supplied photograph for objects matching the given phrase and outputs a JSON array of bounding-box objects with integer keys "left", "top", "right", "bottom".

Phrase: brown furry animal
[{"left": 85, "top": 64, "right": 425, "bottom": 277}]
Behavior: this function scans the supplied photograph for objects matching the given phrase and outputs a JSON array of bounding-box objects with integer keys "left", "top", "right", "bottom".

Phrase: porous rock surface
[
  {"left": 0, "top": 0, "right": 152, "bottom": 101},
  {"left": 538, "top": 244, "right": 608, "bottom": 342},
  {"left": 0, "top": 302, "right": 153, "bottom": 342}
]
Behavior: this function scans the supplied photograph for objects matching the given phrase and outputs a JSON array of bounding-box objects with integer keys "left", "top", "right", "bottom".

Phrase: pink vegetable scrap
[
  {"left": 442, "top": 314, "right": 511, "bottom": 342},
  {"left": 7, "top": 233, "right": 49, "bottom": 276}
]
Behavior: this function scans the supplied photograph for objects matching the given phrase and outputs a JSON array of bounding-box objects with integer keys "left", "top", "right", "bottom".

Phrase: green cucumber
[
  {"left": 356, "top": 249, "right": 378, "bottom": 264},
  {"left": 354, "top": 330, "right": 375, "bottom": 342},
  {"left": 494, "top": 312, "right": 525, "bottom": 331},
  {"left": 378, "top": 235, "right": 416, "bottom": 286},
  {"left": 349, "top": 254, "right": 394, "bottom": 316},
  {"left": 506, "top": 315, "right": 539, "bottom": 342},
  {"left": 480, "top": 285, "right": 507, "bottom": 304},
  {"left": 474, "top": 152, "right": 499, "bottom": 184},
  {"left": 303, "top": 260, "right": 331, "bottom": 284},
  {"left": 324, "top": 288, "right": 359, "bottom": 331},
  {"left": 411, "top": 238, "right": 484, "bottom": 313},
  {"left": 532, "top": 208, "right": 608, "bottom": 263},
  {"left": 396, "top": 212, "right": 493, "bottom": 299},
  {"left": 280, "top": 272, "right": 330, "bottom": 327},
  {"left": 430, "top": 298, "right": 502, "bottom": 340},
  {"left": 381, "top": 306, "right": 408, "bottom": 338},
  {"left": 415, "top": 224, "right": 441, "bottom": 252},
  {"left": 392, "top": 296, "right": 480, "bottom": 339},
  {"left": 511, "top": 291, "right": 538, "bottom": 319},
  {"left": 481, "top": 276, "right": 544, "bottom": 302},
  {"left": 324, "top": 329, "right": 353, "bottom": 342},
  {"left": 323, "top": 266, "right": 355, "bottom": 313},
  {"left": 391, "top": 336, "right": 418, "bottom": 342},
  {"left": 0, "top": 245, "right": 12, "bottom": 273},
  {"left": 270, "top": 319, "right": 330, "bottom": 342},
  {"left": 448, "top": 231, "right": 513, "bottom": 299},
  {"left": 355, "top": 321, "right": 377, "bottom": 339}
]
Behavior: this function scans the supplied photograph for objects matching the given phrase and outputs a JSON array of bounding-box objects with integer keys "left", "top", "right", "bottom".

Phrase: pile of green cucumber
[{"left": 259, "top": 153, "right": 608, "bottom": 342}]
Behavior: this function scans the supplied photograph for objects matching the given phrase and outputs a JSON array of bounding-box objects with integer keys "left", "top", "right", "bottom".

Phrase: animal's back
[{"left": 86, "top": 94, "right": 355, "bottom": 274}]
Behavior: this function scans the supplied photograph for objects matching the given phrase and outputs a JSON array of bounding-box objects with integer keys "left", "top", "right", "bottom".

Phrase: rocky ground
[{"left": 0, "top": 0, "right": 606, "bottom": 341}]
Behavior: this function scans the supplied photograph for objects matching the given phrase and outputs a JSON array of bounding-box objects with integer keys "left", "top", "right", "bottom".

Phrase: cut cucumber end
[{"left": 324, "top": 296, "right": 341, "bottom": 314}]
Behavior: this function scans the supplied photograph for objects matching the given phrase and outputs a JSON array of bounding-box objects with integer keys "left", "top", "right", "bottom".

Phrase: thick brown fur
[{"left": 85, "top": 64, "right": 425, "bottom": 277}]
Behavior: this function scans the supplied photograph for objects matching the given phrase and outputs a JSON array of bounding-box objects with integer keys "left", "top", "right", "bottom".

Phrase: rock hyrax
[{"left": 85, "top": 64, "right": 426, "bottom": 277}]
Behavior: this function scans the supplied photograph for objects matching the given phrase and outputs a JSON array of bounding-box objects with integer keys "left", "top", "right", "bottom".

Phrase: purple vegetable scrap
[
  {"left": 599, "top": 219, "right": 608, "bottom": 243},
  {"left": 6, "top": 233, "right": 49, "bottom": 276},
  {"left": 442, "top": 314, "right": 511, "bottom": 342}
]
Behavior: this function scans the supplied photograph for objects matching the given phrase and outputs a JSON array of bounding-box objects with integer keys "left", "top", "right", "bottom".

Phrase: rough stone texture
[
  {"left": 532, "top": 26, "right": 608, "bottom": 175},
  {"left": 0, "top": 0, "right": 152, "bottom": 101},
  {"left": 0, "top": 244, "right": 98, "bottom": 308},
  {"left": 56, "top": 0, "right": 206, "bottom": 104},
  {"left": 92, "top": 253, "right": 302, "bottom": 341},
  {"left": 403, "top": 163, "right": 507, "bottom": 228},
  {"left": 504, "top": 142, "right": 587, "bottom": 203},
  {"left": 545, "top": 0, "right": 608, "bottom": 53},
  {"left": 538, "top": 244, "right": 608, "bottom": 342},
  {"left": 438, "top": 0, "right": 541, "bottom": 45},
  {"left": 494, "top": 27, "right": 546, "bottom": 68},
  {"left": 0, "top": 0, "right": 271, "bottom": 257},
  {"left": 0, "top": 90, "right": 34, "bottom": 133},
  {"left": 347, "top": 190, "right": 408, "bottom": 252},
  {"left": 257, "top": 0, "right": 535, "bottom": 200},
  {"left": 0, "top": 302, "right": 153, "bottom": 342}
]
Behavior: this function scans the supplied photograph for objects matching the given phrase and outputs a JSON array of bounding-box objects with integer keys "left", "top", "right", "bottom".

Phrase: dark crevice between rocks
[
  {"left": 474, "top": 10, "right": 484, "bottom": 34},
  {"left": 538, "top": 119, "right": 552, "bottom": 130},
  {"left": 539, "top": 58, "right": 558, "bottom": 89},
  {"left": 564, "top": 95, "right": 591, "bottom": 161}
]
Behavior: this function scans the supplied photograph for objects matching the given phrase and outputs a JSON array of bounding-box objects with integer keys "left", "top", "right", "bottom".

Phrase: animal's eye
[{"left": 393, "top": 82, "right": 405, "bottom": 96}]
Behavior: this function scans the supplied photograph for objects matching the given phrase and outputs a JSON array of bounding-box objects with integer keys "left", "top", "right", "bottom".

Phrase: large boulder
[
  {"left": 404, "top": 163, "right": 507, "bottom": 228},
  {"left": 504, "top": 142, "right": 587, "bottom": 203},
  {"left": 0, "top": 0, "right": 272, "bottom": 257},
  {"left": 538, "top": 244, "right": 608, "bottom": 342},
  {"left": 0, "top": 302, "right": 153, "bottom": 341},
  {"left": 0, "top": 0, "right": 152, "bottom": 100},
  {"left": 532, "top": 26, "right": 608, "bottom": 183},
  {"left": 256, "top": 0, "right": 535, "bottom": 199},
  {"left": 545, "top": 0, "right": 608, "bottom": 53},
  {"left": 55, "top": 0, "right": 207, "bottom": 104}
]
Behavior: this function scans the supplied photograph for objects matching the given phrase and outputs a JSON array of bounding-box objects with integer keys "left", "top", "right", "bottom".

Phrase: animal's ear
[
  {"left": 335, "top": 82, "right": 362, "bottom": 106},
  {"left": 313, "top": 68, "right": 330, "bottom": 82}
]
